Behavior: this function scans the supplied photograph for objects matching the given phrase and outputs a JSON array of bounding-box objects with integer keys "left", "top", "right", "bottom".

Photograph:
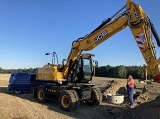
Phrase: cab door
[
  {"left": 76, "top": 57, "right": 93, "bottom": 83},
  {"left": 82, "top": 58, "right": 93, "bottom": 81}
]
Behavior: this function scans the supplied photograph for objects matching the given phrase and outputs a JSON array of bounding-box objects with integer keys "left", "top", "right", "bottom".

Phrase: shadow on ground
[
  {"left": 0, "top": 86, "right": 133, "bottom": 119},
  {"left": 122, "top": 95, "right": 160, "bottom": 119}
]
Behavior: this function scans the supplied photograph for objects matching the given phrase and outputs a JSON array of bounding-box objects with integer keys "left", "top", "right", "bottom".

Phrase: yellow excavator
[{"left": 33, "top": 0, "right": 160, "bottom": 111}]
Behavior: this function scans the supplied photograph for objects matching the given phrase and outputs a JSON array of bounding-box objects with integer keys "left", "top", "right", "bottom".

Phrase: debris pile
[
  {"left": 135, "top": 82, "right": 160, "bottom": 104},
  {"left": 122, "top": 82, "right": 160, "bottom": 119},
  {"left": 103, "top": 80, "right": 127, "bottom": 96}
]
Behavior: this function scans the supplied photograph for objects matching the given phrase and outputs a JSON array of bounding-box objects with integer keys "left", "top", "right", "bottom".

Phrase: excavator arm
[
  {"left": 126, "top": 0, "right": 160, "bottom": 81},
  {"left": 63, "top": 0, "right": 160, "bottom": 82}
]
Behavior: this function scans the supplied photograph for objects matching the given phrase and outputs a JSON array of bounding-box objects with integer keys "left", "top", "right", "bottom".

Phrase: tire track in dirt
[{"left": 0, "top": 93, "right": 73, "bottom": 119}]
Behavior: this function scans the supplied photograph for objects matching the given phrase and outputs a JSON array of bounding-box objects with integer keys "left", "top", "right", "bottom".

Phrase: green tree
[{"left": 116, "top": 65, "right": 127, "bottom": 78}]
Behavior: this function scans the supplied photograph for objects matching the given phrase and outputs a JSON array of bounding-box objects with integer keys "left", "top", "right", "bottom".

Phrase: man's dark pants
[{"left": 127, "top": 86, "right": 134, "bottom": 106}]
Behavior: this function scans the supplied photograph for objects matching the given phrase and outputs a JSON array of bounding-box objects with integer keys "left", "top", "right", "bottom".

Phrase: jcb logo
[{"left": 94, "top": 30, "right": 107, "bottom": 42}]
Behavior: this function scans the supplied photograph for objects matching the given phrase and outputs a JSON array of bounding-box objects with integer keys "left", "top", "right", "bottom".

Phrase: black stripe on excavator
[
  {"left": 149, "top": 19, "right": 160, "bottom": 47},
  {"left": 90, "top": 18, "right": 111, "bottom": 35},
  {"left": 67, "top": 59, "right": 73, "bottom": 81}
]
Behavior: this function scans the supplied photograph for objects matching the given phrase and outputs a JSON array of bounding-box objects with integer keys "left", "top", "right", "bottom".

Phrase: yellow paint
[
  {"left": 38, "top": 90, "right": 43, "bottom": 101},
  {"left": 61, "top": 95, "right": 69, "bottom": 108},
  {"left": 37, "top": 64, "right": 63, "bottom": 81},
  {"left": 38, "top": 0, "right": 160, "bottom": 81}
]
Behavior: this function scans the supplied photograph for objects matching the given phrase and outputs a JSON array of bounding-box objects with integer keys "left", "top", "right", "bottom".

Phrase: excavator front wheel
[
  {"left": 85, "top": 88, "right": 102, "bottom": 106},
  {"left": 59, "top": 90, "right": 77, "bottom": 111}
]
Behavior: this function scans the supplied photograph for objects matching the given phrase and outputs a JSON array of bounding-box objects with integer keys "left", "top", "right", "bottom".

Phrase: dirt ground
[{"left": 0, "top": 74, "right": 160, "bottom": 119}]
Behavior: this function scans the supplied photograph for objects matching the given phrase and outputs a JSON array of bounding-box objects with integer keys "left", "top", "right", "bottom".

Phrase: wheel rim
[
  {"left": 61, "top": 95, "right": 69, "bottom": 108},
  {"left": 38, "top": 90, "right": 43, "bottom": 100}
]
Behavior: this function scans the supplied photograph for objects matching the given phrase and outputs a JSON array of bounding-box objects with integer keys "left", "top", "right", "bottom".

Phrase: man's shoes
[{"left": 130, "top": 105, "right": 134, "bottom": 108}]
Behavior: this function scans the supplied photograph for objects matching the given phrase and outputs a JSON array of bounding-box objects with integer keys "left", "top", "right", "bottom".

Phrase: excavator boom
[{"left": 63, "top": 0, "right": 160, "bottom": 82}]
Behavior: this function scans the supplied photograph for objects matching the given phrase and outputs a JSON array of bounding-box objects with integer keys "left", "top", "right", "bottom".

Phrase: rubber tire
[
  {"left": 95, "top": 88, "right": 102, "bottom": 103},
  {"left": 85, "top": 88, "right": 102, "bottom": 106},
  {"left": 33, "top": 88, "right": 37, "bottom": 98},
  {"left": 14, "top": 90, "right": 21, "bottom": 94},
  {"left": 59, "top": 90, "right": 76, "bottom": 111},
  {"left": 37, "top": 86, "right": 46, "bottom": 103},
  {"left": 70, "top": 90, "right": 80, "bottom": 109}
]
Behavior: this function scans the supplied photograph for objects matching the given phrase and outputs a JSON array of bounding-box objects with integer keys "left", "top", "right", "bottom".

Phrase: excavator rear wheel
[{"left": 37, "top": 86, "right": 46, "bottom": 103}]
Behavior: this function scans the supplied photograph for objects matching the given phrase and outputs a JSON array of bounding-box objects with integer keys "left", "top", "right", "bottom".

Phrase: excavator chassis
[{"left": 32, "top": 80, "right": 102, "bottom": 111}]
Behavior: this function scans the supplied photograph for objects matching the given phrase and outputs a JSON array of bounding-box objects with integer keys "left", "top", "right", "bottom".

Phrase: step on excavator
[{"left": 32, "top": 0, "right": 160, "bottom": 111}]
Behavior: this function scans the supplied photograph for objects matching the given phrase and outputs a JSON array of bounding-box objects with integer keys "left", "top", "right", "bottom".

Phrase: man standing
[{"left": 127, "top": 75, "right": 135, "bottom": 108}]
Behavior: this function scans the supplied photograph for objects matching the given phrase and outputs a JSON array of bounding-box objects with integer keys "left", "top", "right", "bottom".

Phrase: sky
[{"left": 0, "top": 0, "right": 159, "bottom": 69}]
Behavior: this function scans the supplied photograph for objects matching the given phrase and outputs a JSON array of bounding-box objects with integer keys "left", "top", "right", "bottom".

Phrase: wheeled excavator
[{"left": 32, "top": 0, "right": 160, "bottom": 111}]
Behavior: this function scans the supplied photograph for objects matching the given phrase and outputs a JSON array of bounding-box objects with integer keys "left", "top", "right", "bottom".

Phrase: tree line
[
  {"left": 0, "top": 65, "right": 151, "bottom": 79},
  {"left": 0, "top": 68, "right": 36, "bottom": 74},
  {"left": 95, "top": 65, "right": 151, "bottom": 79}
]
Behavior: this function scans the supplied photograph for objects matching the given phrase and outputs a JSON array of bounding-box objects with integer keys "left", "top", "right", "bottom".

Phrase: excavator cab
[
  {"left": 68, "top": 53, "right": 96, "bottom": 83},
  {"left": 76, "top": 56, "right": 92, "bottom": 83}
]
